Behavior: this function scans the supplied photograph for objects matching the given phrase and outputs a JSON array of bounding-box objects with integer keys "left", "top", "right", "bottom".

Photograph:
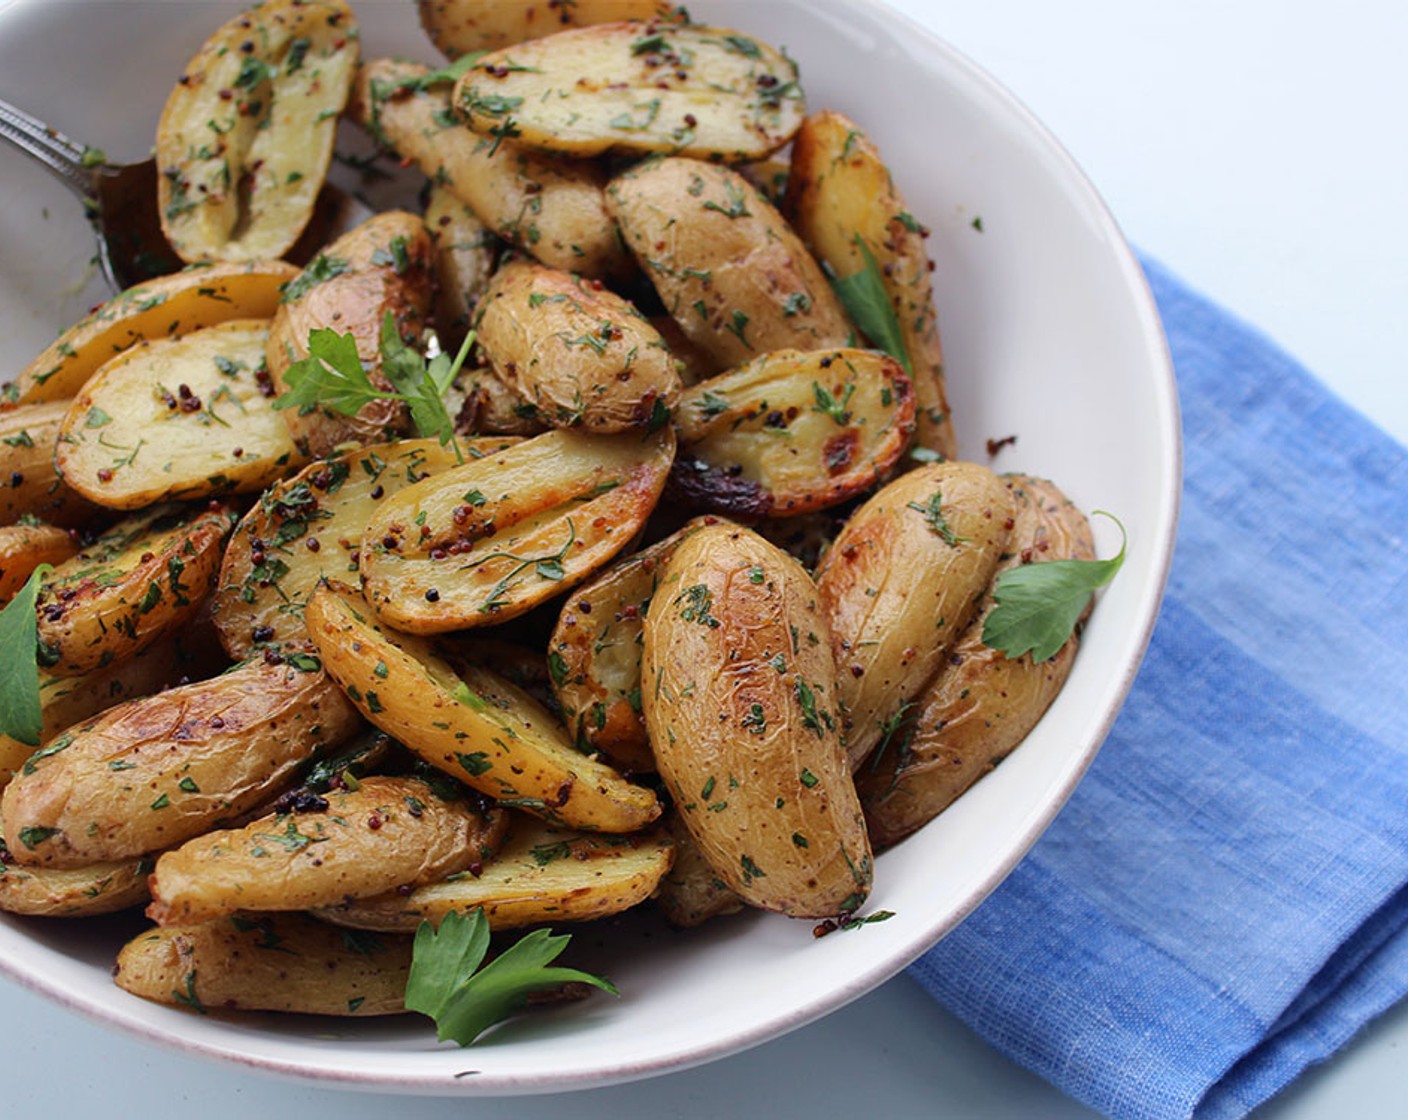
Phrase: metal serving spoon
[{"left": 0, "top": 94, "right": 369, "bottom": 294}]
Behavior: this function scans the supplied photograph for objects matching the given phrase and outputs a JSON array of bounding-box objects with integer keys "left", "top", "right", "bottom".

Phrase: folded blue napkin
[{"left": 908, "top": 256, "right": 1408, "bottom": 1119}]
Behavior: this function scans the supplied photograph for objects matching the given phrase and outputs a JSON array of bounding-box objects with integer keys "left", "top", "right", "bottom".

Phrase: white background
[{"left": 2, "top": 1, "right": 1406, "bottom": 1116}]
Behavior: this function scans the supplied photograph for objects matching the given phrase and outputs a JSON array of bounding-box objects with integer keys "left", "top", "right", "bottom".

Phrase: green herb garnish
[
  {"left": 829, "top": 236, "right": 911, "bottom": 374},
  {"left": 0, "top": 564, "right": 52, "bottom": 747}
]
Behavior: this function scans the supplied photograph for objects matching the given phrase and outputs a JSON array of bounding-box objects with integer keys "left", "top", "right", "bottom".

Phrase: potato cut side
[
  {"left": 156, "top": 0, "right": 359, "bottom": 263},
  {"left": 56, "top": 321, "right": 302, "bottom": 510},
  {"left": 315, "top": 814, "right": 673, "bottom": 932},
  {"left": 305, "top": 583, "right": 661, "bottom": 833},
  {"left": 455, "top": 23, "right": 804, "bottom": 161},
  {"left": 212, "top": 437, "right": 514, "bottom": 659},
  {"left": 814, "top": 462, "right": 1015, "bottom": 770},
  {"left": 0, "top": 401, "right": 99, "bottom": 527},
  {"left": 671, "top": 348, "right": 915, "bottom": 518},
  {"left": 360, "top": 427, "right": 673, "bottom": 631},
  {"left": 0, "top": 653, "right": 360, "bottom": 869},
  {"left": 115, "top": 913, "right": 412, "bottom": 1017},
  {"left": 426, "top": 184, "right": 499, "bottom": 346},
  {"left": 475, "top": 259, "right": 680, "bottom": 433},
  {"left": 549, "top": 517, "right": 718, "bottom": 772},
  {"left": 858, "top": 476, "right": 1095, "bottom": 848},
  {"left": 4, "top": 261, "right": 299, "bottom": 407},
  {"left": 606, "top": 159, "right": 851, "bottom": 369},
  {"left": 0, "top": 524, "right": 76, "bottom": 606},
  {"left": 351, "top": 59, "right": 628, "bottom": 280},
  {"left": 419, "top": 0, "right": 677, "bottom": 58},
  {"left": 786, "top": 111, "right": 956, "bottom": 460},
  {"left": 34, "top": 504, "right": 234, "bottom": 677},
  {"left": 146, "top": 776, "right": 505, "bottom": 925},
  {"left": 641, "top": 523, "right": 872, "bottom": 918}
]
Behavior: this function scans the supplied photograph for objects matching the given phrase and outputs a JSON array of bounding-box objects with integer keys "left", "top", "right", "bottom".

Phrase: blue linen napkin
[{"left": 908, "top": 255, "right": 1408, "bottom": 1119}]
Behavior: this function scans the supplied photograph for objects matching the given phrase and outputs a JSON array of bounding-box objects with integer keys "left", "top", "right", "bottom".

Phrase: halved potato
[
  {"left": 0, "top": 834, "right": 150, "bottom": 917},
  {"left": 146, "top": 775, "right": 505, "bottom": 925},
  {"left": 315, "top": 814, "right": 673, "bottom": 932},
  {"left": 606, "top": 159, "right": 850, "bottom": 369},
  {"left": 267, "top": 211, "right": 438, "bottom": 458},
  {"left": 475, "top": 259, "right": 680, "bottom": 433},
  {"left": 0, "top": 524, "right": 75, "bottom": 606},
  {"left": 419, "top": 0, "right": 677, "bottom": 58},
  {"left": 305, "top": 583, "right": 661, "bottom": 833},
  {"left": 114, "top": 913, "right": 412, "bottom": 1016},
  {"left": 351, "top": 59, "right": 629, "bottom": 280},
  {"left": 34, "top": 504, "right": 233, "bottom": 676},
  {"left": 814, "top": 462, "right": 1015, "bottom": 769},
  {"left": 786, "top": 111, "right": 957, "bottom": 460},
  {"left": 360, "top": 427, "right": 673, "bottom": 631},
  {"left": 0, "top": 653, "right": 361, "bottom": 869},
  {"left": 671, "top": 348, "right": 915, "bottom": 518},
  {"left": 455, "top": 23, "right": 804, "bottom": 161},
  {"left": 4, "top": 261, "right": 298, "bottom": 407},
  {"left": 858, "top": 476, "right": 1096, "bottom": 847},
  {"left": 0, "top": 402, "right": 98, "bottom": 527},
  {"left": 156, "top": 0, "right": 360, "bottom": 263},
  {"left": 426, "top": 184, "right": 499, "bottom": 345},
  {"left": 56, "top": 321, "right": 303, "bottom": 510}
]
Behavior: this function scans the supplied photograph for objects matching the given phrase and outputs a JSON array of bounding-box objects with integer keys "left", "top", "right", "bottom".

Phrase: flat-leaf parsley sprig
[
  {"left": 0, "top": 563, "right": 54, "bottom": 748},
  {"left": 404, "top": 907, "right": 618, "bottom": 1046},
  {"left": 982, "top": 512, "right": 1126, "bottom": 662},
  {"left": 273, "top": 312, "right": 473, "bottom": 462}
]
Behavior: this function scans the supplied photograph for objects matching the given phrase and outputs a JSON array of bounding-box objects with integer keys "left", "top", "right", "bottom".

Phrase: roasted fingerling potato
[
  {"left": 0, "top": 524, "right": 76, "bottom": 607},
  {"left": 425, "top": 185, "right": 500, "bottom": 346},
  {"left": 0, "top": 402, "right": 99, "bottom": 527},
  {"left": 419, "top": 0, "right": 680, "bottom": 59}
]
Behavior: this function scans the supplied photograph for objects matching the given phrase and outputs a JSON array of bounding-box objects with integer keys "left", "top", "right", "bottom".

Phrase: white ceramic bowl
[{"left": 0, "top": 0, "right": 1179, "bottom": 1095}]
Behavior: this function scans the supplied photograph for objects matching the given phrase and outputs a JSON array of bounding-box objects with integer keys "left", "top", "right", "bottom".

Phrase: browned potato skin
[
  {"left": 0, "top": 835, "right": 150, "bottom": 917},
  {"left": 0, "top": 524, "right": 75, "bottom": 606},
  {"left": 351, "top": 59, "right": 629, "bottom": 281},
  {"left": 641, "top": 524, "right": 872, "bottom": 918},
  {"left": 786, "top": 111, "right": 957, "bottom": 460},
  {"left": 146, "top": 776, "right": 505, "bottom": 926},
  {"left": 0, "top": 402, "right": 99, "bottom": 527},
  {"left": 859, "top": 476, "right": 1096, "bottom": 848},
  {"left": 419, "top": 0, "right": 676, "bottom": 58},
  {"left": 476, "top": 259, "right": 681, "bottom": 433},
  {"left": 114, "top": 913, "right": 412, "bottom": 1016},
  {"left": 267, "top": 212, "right": 437, "bottom": 459},
  {"left": 0, "top": 655, "right": 361, "bottom": 869},
  {"left": 314, "top": 815, "right": 672, "bottom": 932},
  {"left": 34, "top": 504, "right": 234, "bottom": 677},
  {"left": 606, "top": 160, "right": 852, "bottom": 370},
  {"left": 426, "top": 185, "right": 499, "bottom": 346},
  {"left": 653, "top": 811, "right": 744, "bottom": 928},
  {"left": 815, "top": 462, "right": 1015, "bottom": 770}
]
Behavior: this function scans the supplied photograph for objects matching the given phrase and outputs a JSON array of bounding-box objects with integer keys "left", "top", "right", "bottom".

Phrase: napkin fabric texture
[{"left": 908, "top": 256, "right": 1408, "bottom": 1119}]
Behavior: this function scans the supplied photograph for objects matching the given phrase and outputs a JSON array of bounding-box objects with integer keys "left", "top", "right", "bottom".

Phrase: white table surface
[{"left": 3, "top": 1, "right": 1406, "bottom": 1117}]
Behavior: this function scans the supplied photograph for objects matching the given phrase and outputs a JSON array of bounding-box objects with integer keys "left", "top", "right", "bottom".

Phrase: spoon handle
[{"left": 0, "top": 96, "right": 96, "bottom": 201}]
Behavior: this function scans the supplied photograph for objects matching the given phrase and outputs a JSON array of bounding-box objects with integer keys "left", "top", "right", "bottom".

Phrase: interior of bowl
[{"left": 0, "top": 0, "right": 1179, "bottom": 1094}]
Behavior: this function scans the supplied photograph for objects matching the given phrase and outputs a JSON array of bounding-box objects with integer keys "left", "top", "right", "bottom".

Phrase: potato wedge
[
  {"left": 0, "top": 402, "right": 99, "bottom": 527},
  {"left": 315, "top": 814, "right": 672, "bottom": 932},
  {"left": 786, "top": 111, "right": 957, "bottom": 460},
  {"left": 641, "top": 523, "right": 871, "bottom": 918},
  {"left": 0, "top": 524, "right": 76, "bottom": 606},
  {"left": 814, "top": 462, "right": 1015, "bottom": 770},
  {"left": 0, "top": 834, "right": 150, "bottom": 918},
  {"left": 455, "top": 23, "right": 804, "bottom": 161},
  {"left": 156, "top": 0, "right": 359, "bottom": 263},
  {"left": 606, "top": 159, "right": 851, "bottom": 369},
  {"left": 35, "top": 504, "right": 233, "bottom": 677},
  {"left": 55, "top": 321, "right": 303, "bottom": 510},
  {"left": 4, "top": 261, "right": 299, "bottom": 408},
  {"left": 671, "top": 348, "right": 915, "bottom": 518},
  {"left": 352, "top": 59, "right": 629, "bottom": 280},
  {"left": 146, "top": 775, "right": 504, "bottom": 925},
  {"left": 305, "top": 583, "right": 661, "bottom": 833},
  {"left": 360, "top": 427, "right": 673, "bottom": 631},
  {"left": 267, "top": 211, "right": 438, "bottom": 458},
  {"left": 859, "top": 476, "right": 1096, "bottom": 847},
  {"left": 548, "top": 517, "right": 717, "bottom": 772},
  {"left": 114, "top": 913, "right": 412, "bottom": 1016},
  {"left": 211, "top": 437, "right": 513, "bottom": 658},
  {"left": 475, "top": 259, "right": 680, "bottom": 433},
  {"left": 426, "top": 184, "right": 499, "bottom": 345},
  {"left": 0, "top": 653, "right": 360, "bottom": 869},
  {"left": 419, "top": 0, "right": 677, "bottom": 58},
  {"left": 653, "top": 811, "right": 743, "bottom": 928}
]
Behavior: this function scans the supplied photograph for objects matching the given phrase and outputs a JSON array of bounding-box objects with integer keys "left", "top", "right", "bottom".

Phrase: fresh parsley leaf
[
  {"left": 404, "top": 908, "right": 617, "bottom": 1046},
  {"left": 272, "top": 328, "right": 378, "bottom": 417},
  {"left": 982, "top": 513, "right": 1127, "bottom": 662},
  {"left": 0, "top": 564, "right": 53, "bottom": 748},
  {"left": 829, "top": 236, "right": 912, "bottom": 374}
]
